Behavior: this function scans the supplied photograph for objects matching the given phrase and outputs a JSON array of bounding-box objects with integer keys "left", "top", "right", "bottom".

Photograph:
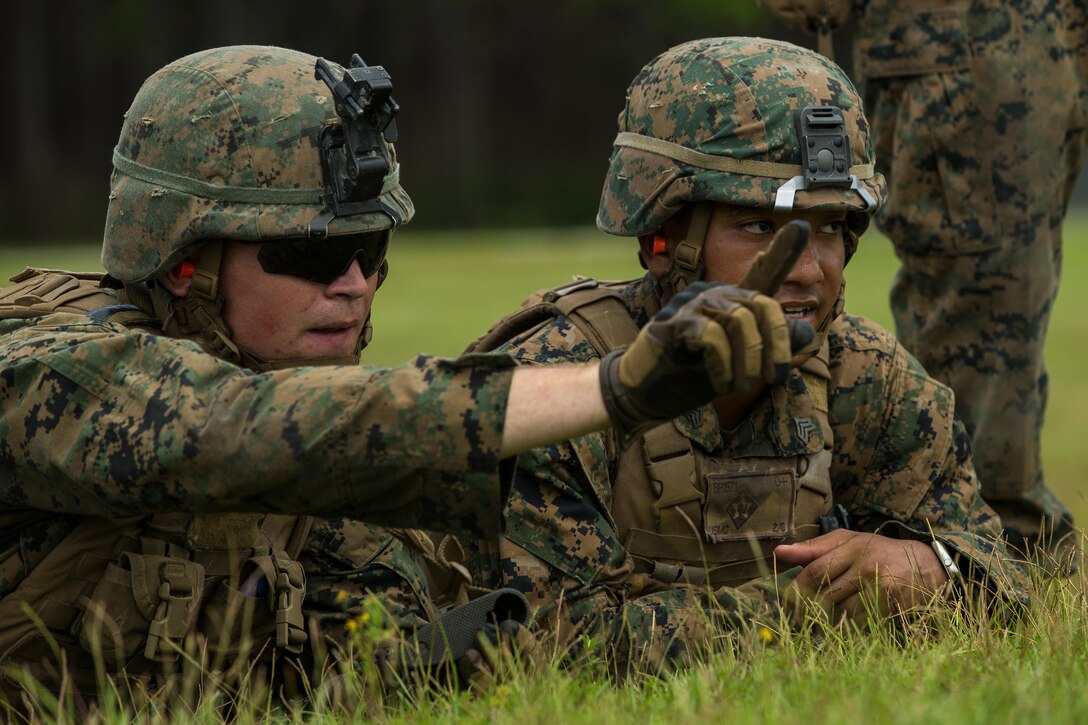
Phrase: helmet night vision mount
[
  {"left": 773, "top": 105, "right": 877, "bottom": 213},
  {"left": 310, "top": 54, "right": 402, "bottom": 238}
]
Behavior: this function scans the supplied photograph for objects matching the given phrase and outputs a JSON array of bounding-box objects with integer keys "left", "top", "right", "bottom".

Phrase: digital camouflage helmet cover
[
  {"left": 103, "top": 45, "right": 414, "bottom": 283},
  {"left": 101, "top": 45, "right": 412, "bottom": 367},
  {"left": 597, "top": 36, "right": 886, "bottom": 294}
]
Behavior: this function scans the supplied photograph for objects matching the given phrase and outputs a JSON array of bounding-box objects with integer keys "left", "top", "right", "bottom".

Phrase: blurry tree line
[{"left": 4, "top": 0, "right": 832, "bottom": 240}]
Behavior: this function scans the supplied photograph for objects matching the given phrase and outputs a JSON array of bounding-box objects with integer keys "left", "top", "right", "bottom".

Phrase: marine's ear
[
  {"left": 638, "top": 234, "right": 673, "bottom": 279},
  {"left": 160, "top": 260, "right": 195, "bottom": 297}
]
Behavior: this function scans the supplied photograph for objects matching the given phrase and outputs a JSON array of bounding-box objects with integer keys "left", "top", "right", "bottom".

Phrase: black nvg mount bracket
[
  {"left": 794, "top": 106, "right": 851, "bottom": 189},
  {"left": 309, "top": 54, "right": 401, "bottom": 238}
]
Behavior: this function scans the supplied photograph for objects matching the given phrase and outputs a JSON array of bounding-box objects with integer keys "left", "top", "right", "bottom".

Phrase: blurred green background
[{"left": 5, "top": 1, "right": 785, "bottom": 240}]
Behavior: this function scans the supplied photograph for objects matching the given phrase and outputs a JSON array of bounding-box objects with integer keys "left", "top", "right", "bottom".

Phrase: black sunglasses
[{"left": 256, "top": 231, "right": 390, "bottom": 284}]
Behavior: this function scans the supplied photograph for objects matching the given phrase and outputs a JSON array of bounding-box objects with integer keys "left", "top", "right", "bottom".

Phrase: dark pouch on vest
[
  {"left": 702, "top": 469, "right": 797, "bottom": 545},
  {"left": 197, "top": 565, "right": 275, "bottom": 661},
  {"left": 76, "top": 552, "right": 205, "bottom": 665}
]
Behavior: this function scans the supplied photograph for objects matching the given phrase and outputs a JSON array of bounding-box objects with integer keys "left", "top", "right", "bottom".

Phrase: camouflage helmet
[
  {"left": 103, "top": 45, "right": 414, "bottom": 282},
  {"left": 597, "top": 37, "right": 885, "bottom": 242}
]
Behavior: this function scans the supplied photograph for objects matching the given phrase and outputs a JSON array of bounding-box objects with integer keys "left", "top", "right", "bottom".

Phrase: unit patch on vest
[
  {"left": 725, "top": 486, "right": 759, "bottom": 528},
  {"left": 702, "top": 469, "right": 796, "bottom": 544}
]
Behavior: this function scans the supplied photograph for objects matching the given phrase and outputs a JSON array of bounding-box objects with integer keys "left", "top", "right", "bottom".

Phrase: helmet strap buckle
[
  {"left": 673, "top": 241, "right": 700, "bottom": 272},
  {"left": 662, "top": 202, "right": 714, "bottom": 298},
  {"left": 187, "top": 240, "right": 222, "bottom": 301}
]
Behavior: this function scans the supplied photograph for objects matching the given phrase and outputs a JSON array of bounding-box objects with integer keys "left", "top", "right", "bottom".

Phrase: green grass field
[{"left": 2, "top": 223, "right": 1088, "bottom": 722}]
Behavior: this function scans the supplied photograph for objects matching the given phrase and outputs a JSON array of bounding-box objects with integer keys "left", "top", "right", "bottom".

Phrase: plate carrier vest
[
  {"left": 0, "top": 269, "right": 313, "bottom": 693},
  {"left": 468, "top": 277, "right": 842, "bottom": 588}
]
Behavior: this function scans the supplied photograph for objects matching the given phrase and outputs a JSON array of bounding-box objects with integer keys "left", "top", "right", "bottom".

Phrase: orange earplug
[{"left": 175, "top": 260, "right": 196, "bottom": 279}]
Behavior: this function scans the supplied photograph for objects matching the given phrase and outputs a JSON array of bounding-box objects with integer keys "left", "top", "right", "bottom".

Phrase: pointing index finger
[{"left": 738, "top": 220, "right": 810, "bottom": 296}]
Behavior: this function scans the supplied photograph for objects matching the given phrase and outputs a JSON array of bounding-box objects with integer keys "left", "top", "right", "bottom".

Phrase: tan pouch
[
  {"left": 76, "top": 553, "right": 205, "bottom": 665},
  {"left": 196, "top": 552, "right": 306, "bottom": 658}
]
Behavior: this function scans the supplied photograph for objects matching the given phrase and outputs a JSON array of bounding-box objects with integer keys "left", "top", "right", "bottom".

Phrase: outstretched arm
[
  {"left": 501, "top": 277, "right": 809, "bottom": 458},
  {"left": 501, "top": 363, "right": 608, "bottom": 459}
]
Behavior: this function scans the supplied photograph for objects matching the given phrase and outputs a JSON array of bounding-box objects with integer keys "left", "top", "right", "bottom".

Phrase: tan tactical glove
[
  {"left": 600, "top": 281, "right": 813, "bottom": 443},
  {"left": 757, "top": 0, "right": 853, "bottom": 33},
  {"left": 600, "top": 220, "right": 815, "bottom": 443}
]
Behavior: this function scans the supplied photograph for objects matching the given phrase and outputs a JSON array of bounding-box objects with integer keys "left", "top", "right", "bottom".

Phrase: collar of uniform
[
  {"left": 625, "top": 274, "right": 662, "bottom": 327},
  {"left": 672, "top": 404, "right": 722, "bottom": 452},
  {"left": 669, "top": 369, "right": 828, "bottom": 457}
]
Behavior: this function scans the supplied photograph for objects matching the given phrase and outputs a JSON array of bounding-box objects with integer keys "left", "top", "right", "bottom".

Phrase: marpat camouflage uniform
[
  {"left": 461, "top": 36, "right": 1030, "bottom": 672},
  {"left": 0, "top": 295, "right": 513, "bottom": 689},
  {"left": 0, "top": 46, "right": 506, "bottom": 698},
  {"left": 0, "top": 311, "right": 513, "bottom": 539},
  {"left": 853, "top": 0, "right": 1085, "bottom": 554},
  {"left": 464, "top": 274, "right": 1028, "bottom": 672}
]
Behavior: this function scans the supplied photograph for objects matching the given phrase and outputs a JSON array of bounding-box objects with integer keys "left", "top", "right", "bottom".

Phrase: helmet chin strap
[
  {"left": 129, "top": 241, "right": 366, "bottom": 372},
  {"left": 791, "top": 281, "right": 844, "bottom": 362},
  {"left": 658, "top": 202, "right": 715, "bottom": 301}
]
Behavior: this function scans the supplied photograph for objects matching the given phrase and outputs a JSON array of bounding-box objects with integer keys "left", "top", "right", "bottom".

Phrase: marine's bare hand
[{"left": 775, "top": 529, "right": 950, "bottom": 625}]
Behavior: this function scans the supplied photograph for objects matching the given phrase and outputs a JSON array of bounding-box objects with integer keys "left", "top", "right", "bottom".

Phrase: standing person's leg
[{"left": 855, "top": 0, "right": 1087, "bottom": 564}]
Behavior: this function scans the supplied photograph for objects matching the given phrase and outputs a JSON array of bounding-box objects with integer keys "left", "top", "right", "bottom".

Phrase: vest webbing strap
[
  {"left": 0, "top": 269, "right": 160, "bottom": 331},
  {"left": 551, "top": 287, "right": 641, "bottom": 355},
  {"left": 466, "top": 279, "right": 640, "bottom": 358}
]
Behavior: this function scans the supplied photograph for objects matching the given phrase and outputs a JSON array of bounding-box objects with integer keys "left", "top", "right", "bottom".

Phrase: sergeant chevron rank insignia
[{"left": 795, "top": 418, "right": 817, "bottom": 444}]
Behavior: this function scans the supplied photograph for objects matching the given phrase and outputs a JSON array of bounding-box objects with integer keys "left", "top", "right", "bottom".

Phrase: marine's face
[
  {"left": 701, "top": 203, "right": 846, "bottom": 331},
  {"left": 217, "top": 241, "right": 377, "bottom": 361}
]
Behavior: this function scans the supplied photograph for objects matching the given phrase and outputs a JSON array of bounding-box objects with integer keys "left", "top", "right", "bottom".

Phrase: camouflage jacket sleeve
[
  {"left": 827, "top": 314, "right": 1030, "bottom": 607},
  {"left": 0, "top": 313, "right": 515, "bottom": 537}
]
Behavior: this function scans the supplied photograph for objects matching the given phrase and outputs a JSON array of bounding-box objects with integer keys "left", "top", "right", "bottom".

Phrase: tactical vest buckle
[
  {"left": 144, "top": 561, "right": 198, "bottom": 661},
  {"left": 274, "top": 566, "right": 307, "bottom": 653}
]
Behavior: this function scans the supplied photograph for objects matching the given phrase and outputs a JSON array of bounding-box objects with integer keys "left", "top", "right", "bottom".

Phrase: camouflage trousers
[{"left": 855, "top": 0, "right": 1088, "bottom": 552}]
